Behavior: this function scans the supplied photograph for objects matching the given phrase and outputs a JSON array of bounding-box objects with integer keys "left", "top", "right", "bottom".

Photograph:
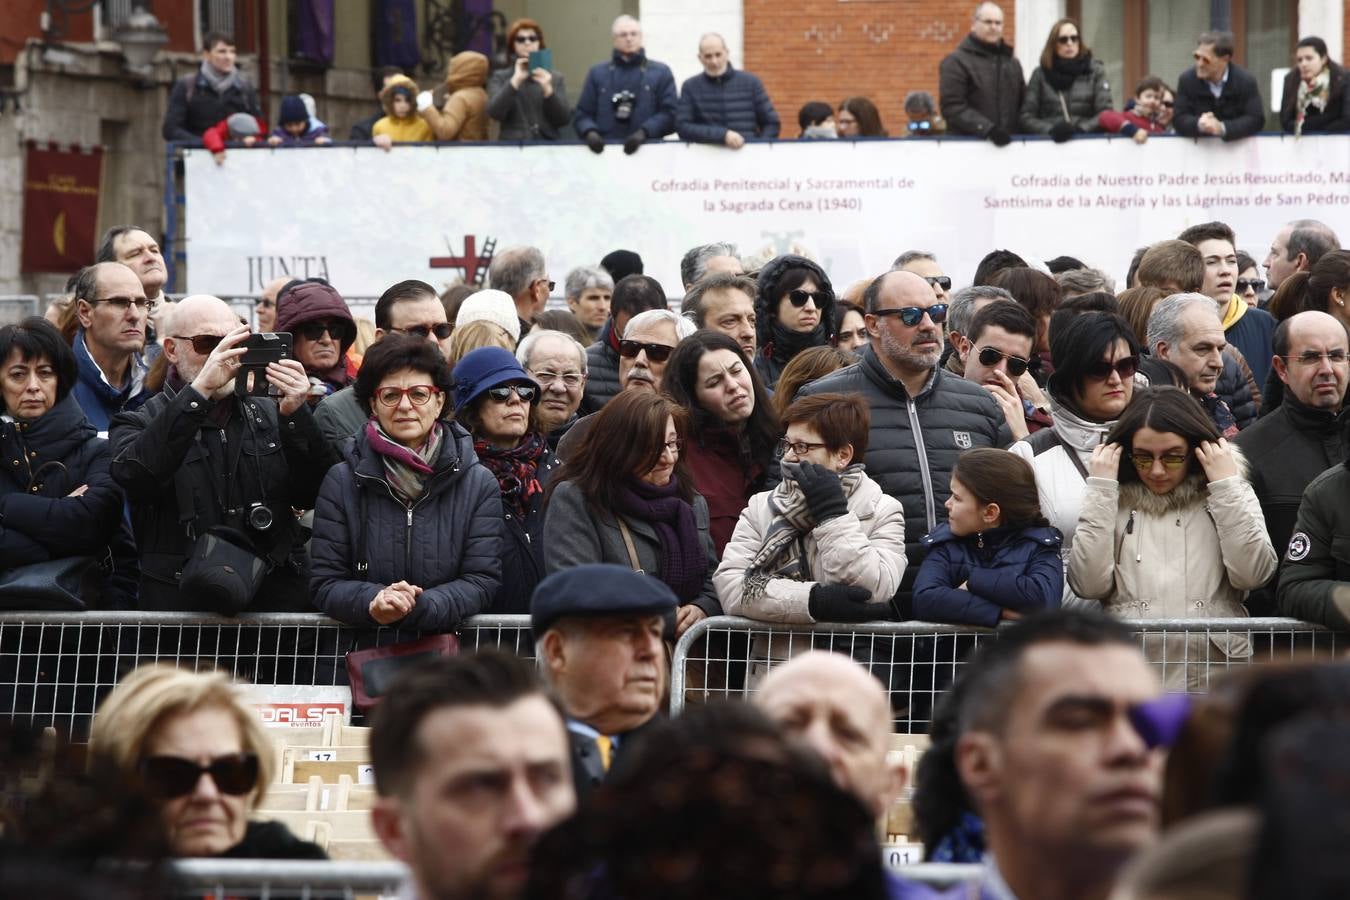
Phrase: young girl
[
  {"left": 372, "top": 74, "right": 433, "bottom": 148},
  {"left": 1068, "top": 386, "right": 1276, "bottom": 689},
  {"left": 911, "top": 448, "right": 1064, "bottom": 626}
]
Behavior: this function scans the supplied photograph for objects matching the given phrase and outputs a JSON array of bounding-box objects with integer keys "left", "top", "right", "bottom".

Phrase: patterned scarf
[
  {"left": 741, "top": 463, "right": 867, "bottom": 607},
  {"left": 1197, "top": 392, "right": 1239, "bottom": 439},
  {"left": 474, "top": 431, "right": 548, "bottom": 518},
  {"left": 1296, "top": 67, "right": 1331, "bottom": 136},
  {"left": 198, "top": 59, "right": 242, "bottom": 95},
  {"left": 364, "top": 419, "right": 444, "bottom": 505},
  {"left": 611, "top": 477, "right": 706, "bottom": 602}
]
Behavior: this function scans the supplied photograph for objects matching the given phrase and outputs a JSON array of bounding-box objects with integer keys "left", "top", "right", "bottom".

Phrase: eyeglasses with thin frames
[
  {"left": 532, "top": 371, "right": 585, "bottom": 388},
  {"left": 1129, "top": 451, "right": 1189, "bottom": 471},
  {"left": 90, "top": 296, "right": 157, "bottom": 314},
  {"left": 1285, "top": 350, "right": 1349, "bottom": 367}
]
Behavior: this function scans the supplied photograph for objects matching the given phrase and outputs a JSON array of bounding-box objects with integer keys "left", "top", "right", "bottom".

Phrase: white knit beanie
[{"left": 454, "top": 289, "right": 521, "bottom": 342}]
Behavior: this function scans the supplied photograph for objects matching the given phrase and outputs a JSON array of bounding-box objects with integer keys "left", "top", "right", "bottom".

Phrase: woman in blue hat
[{"left": 453, "top": 346, "right": 561, "bottom": 614}]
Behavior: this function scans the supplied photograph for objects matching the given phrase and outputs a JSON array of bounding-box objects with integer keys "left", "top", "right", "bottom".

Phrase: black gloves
[
  {"left": 795, "top": 462, "right": 848, "bottom": 524},
  {"left": 808, "top": 584, "right": 878, "bottom": 622},
  {"left": 584, "top": 131, "right": 605, "bottom": 154},
  {"left": 1049, "top": 121, "right": 1075, "bottom": 143},
  {"left": 623, "top": 129, "right": 647, "bottom": 155},
  {"left": 987, "top": 126, "right": 1011, "bottom": 147}
]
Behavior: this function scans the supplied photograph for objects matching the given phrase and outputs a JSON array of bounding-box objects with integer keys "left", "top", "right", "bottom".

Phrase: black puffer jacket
[
  {"left": 310, "top": 421, "right": 502, "bottom": 630},
  {"left": 581, "top": 320, "right": 622, "bottom": 414},
  {"left": 798, "top": 345, "right": 1008, "bottom": 579},
  {"left": 489, "top": 447, "right": 560, "bottom": 614},
  {"left": 676, "top": 64, "right": 780, "bottom": 143},
  {"left": 1217, "top": 348, "right": 1260, "bottom": 430},
  {"left": 939, "top": 34, "right": 1025, "bottom": 136},
  {"left": 1277, "top": 454, "right": 1350, "bottom": 630},
  {"left": 0, "top": 395, "right": 137, "bottom": 606},
  {"left": 110, "top": 386, "right": 335, "bottom": 612},
  {"left": 753, "top": 254, "right": 836, "bottom": 389},
  {"left": 1019, "top": 57, "right": 1113, "bottom": 134}
]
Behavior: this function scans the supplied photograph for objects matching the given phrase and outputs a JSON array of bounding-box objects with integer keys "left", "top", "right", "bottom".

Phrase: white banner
[{"left": 185, "top": 136, "right": 1350, "bottom": 298}]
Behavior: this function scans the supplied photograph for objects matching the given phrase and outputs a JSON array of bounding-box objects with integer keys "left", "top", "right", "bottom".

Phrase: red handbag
[{"left": 345, "top": 632, "right": 459, "bottom": 712}]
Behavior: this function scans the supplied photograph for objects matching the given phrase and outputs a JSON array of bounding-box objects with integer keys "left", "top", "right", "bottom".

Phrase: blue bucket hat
[{"left": 451, "top": 346, "right": 540, "bottom": 413}]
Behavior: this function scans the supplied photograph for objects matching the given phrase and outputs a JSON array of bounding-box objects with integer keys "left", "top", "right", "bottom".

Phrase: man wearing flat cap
[{"left": 532, "top": 563, "right": 676, "bottom": 799}]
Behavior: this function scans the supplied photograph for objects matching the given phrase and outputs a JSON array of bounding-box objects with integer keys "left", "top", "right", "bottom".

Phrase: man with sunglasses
[
  {"left": 68, "top": 261, "right": 155, "bottom": 436},
  {"left": 799, "top": 270, "right": 1006, "bottom": 592},
  {"left": 582, "top": 274, "right": 669, "bottom": 415},
  {"left": 959, "top": 300, "right": 1051, "bottom": 441},
  {"left": 316, "top": 280, "right": 452, "bottom": 458},
  {"left": 1173, "top": 30, "right": 1264, "bottom": 142},
  {"left": 891, "top": 250, "right": 951, "bottom": 304},
  {"left": 110, "top": 294, "right": 336, "bottom": 612},
  {"left": 273, "top": 278, "right": 358, "bottom": 407}
]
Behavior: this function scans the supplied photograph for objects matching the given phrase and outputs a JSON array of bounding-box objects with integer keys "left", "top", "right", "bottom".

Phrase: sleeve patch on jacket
[{"left": 1286, "top": 531, "right": 1311, "bottom": 562}]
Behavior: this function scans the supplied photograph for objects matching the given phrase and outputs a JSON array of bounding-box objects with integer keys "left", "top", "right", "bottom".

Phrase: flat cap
[{"left": 531, "top": 564, "right": 678, "bottom": 637}]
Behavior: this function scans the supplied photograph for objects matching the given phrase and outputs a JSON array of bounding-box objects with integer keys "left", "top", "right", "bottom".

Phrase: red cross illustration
[{"left": 430, "top": 235, "right": 487, "bottom": 284}]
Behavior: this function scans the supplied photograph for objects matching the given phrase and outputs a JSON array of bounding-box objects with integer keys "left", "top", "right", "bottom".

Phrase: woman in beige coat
[
  {"left": 715, "top": 393, "right": 906, "bottom": 672},
  {"left": 422, "top": 51, "right": 489, "bottom": 141},
  {"left": 1068, "top": 387, "right": 1276, "bottom": 689}
]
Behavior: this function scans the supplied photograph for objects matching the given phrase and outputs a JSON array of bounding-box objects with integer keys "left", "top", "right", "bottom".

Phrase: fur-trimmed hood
[
  {"left": 1117, "top": 444, "right": 1252, "bottom": 516},
  {"left": 379, "top": 75, "right": 421, "bottom": 117}
]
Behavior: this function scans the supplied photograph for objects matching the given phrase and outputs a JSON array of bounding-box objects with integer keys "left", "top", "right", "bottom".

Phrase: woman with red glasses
[
  {"left": 488, "top": 18, "right": 572, "bottom": 141},
  {"left": 1069, "top": 387, "right": 1275, "bottom": 689},
  {"left": 90, "top": 664, "right": 326, "bottom": 859},
  {"left": 452, "top": 346, "right": 559, "bottom": 613},
  {"left": 310, "top": 333, "right": 501, "bottom": 633},
  {"left": 752, "top": 254, "right": 837, "bottom": 390},
  {"left": 1019, "top": 17, "right": 1111, "bottom": 142}
]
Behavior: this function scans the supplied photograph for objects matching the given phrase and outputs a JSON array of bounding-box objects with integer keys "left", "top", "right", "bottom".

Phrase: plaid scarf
[
  {"left": 741, "top": 463, "right": 866, "bottom": 606},
  {"left": 364, "top": 420, "right": 443, "bottom": 505},
  {"left": 474, "top": 431, "right": 548, "bottom": 519},
  {"left": 1296, "top": 67, "right": 1331, "bottom": 137}
]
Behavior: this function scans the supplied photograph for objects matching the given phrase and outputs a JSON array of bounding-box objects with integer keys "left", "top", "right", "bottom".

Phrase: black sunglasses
[
  {"left": 1236, "top": 278, "right": 1266, "bottom": 294},
  {"left": 394, "top": 323, "right": 454, "bottom": 340},
  {"left": 786, "top": 289, "right": 829, "bottom": 308},
  {"left": 977, "top": 346, "right": 1030, "bottom": 377},
  {"left": 297, "top": 321, "right": 349, "bottom": 342},
  {"left": 872, "top": 303, "right": 949, "bottom": 327},
  {"left": 1057, "top": 34, "right": 1081, "bottom": 44},
  {"left": 486, "top": 384, "right": 538, "bottom": 403},
  {"left": 923, "top": 275, "right": 953, "bottom": 291},
  {"left": 618, "top": 340, "right": 674, "bottom": 362},
  {"left": 172, "top": 333, "right": 226, "bottom": 355},
  {"left": 141, "top": 752, "right": 260, "bottom": 799},
  {"left": 1161, "top": 100, "right": 1175, "bottom": 108},
  {"left": 1084, "top": 355, "right": 1139, "bottom": 381}
]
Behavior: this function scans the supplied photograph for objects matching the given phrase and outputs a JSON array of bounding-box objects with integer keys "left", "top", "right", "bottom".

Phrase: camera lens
[{"left": 247, "top": 504, "right": 274, "bottom": 532}]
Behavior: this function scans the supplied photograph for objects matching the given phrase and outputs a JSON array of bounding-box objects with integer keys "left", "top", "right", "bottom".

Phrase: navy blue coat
[
  {"left": 574, "top": 49, "right": 678, "bottom": 140},
  {"left": 310, "top": 422, "right": 502, "bottom": 630},
  {"left": 1226, "top": 306, "right": 1276, "bottom": 392},
  {"left": 676, "top": 65, "right": 780, "bottom": 143},
  {"left": 911, "top": 523, "right": 1063, "bottom": 627}
]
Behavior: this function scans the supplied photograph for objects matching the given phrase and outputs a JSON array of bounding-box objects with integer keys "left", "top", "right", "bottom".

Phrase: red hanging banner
[{"left": 21, "top": 142, "right": 104, "bottom": 273}]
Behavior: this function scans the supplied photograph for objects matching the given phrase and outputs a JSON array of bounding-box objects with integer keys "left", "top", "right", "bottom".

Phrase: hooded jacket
[
  {"left": 912, "top": 523, "right": 1063, "bottom": 627},
  {"left": 373, "top": 75, "right": 434, "bottom": 142},
  {"left": 71, "top": 330, "right": 152, "bottom": 435},
  {"left": 487, "top": 63, "right": 572, "bottom": 141},
  {"left": 939, "top": 34, "right": 1025, "bottom": 136},
  {"left": 1068, "top": 448, "right": 1276, "bottom": 688},
  {"left": 424, "top": 52, "right": 490, "bottom": 142},
  {"left": 573, "top": 48, "right": 678, "bottom": 140},
  {"left": 753, "top": 255, "right": 836, "bottom": 389},
  {"left": 1019, "top": 56, "right": 1113, "bottom": 134},
  {"left": 310, "top": 421, "right": 502, "bottom": 629},
  {"left": 274, "top": 281, "right": 356, "bottom": 397}
]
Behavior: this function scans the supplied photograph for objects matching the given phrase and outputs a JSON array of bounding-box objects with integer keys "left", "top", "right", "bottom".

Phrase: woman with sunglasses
[
  {"left": 274, "top": 279, "right": 358, "bottom": 406},
  {"left": 1010, "top": 312, "right": 1140, "bottom": 605},
  {"left": 311, "top": 334, "right": 501, "bottom": 633},
  {"left": 452, "top": 347, "right": 559, "bottom": 613},
  {"left": 90, "top": 664, "right": 326, "bottom": 859},
  {"left": 661, "top": 331, "right": 779, "bottom": 556},
  {"left": 752, "top": 254, "right": 837, "bottom": 389},
  {"left": 488, "top": 18, "right": 572, "bottom": 141},
  {"left": 545, "top": 389, "right": 721, "bottom": 637},
  {"left": 1019, "top": 17, "right": 1111, "bottom": 141},
  {"left": 1069, "top": 387, "right": 1275, "bottom": 689}
]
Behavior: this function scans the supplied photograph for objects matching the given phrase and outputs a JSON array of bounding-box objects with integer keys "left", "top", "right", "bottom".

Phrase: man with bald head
[
  {"left": 256, "top": 275, "right": 289, "bottom": 332},
  {"left": 68, "top": 261, "right": 155, "bottom": 435},
  {"left": 800, "top": 269, "right": 1006, "bottom": 586},
  {"left": 676, "top": 33, "right": 779, "bottom": 149},
  {"left": 1237, "top": 310, "right": 1350, "bottom": 611},
  {"left": 110, "top": 295, "right": 337, "bottom": 612}
]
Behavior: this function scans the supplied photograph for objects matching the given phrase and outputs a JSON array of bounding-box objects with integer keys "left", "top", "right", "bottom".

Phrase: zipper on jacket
[
  {"left": 1126, "top": 510, "right": 1141, "bottom": 562},
  {"left": 906, "top": 398, "right": 938, "bottom": 533}
]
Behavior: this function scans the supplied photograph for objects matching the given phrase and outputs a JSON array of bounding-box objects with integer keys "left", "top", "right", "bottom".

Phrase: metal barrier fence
[
  {"left": 669, "top": 616, "right": 1344, "bottom": 730},
  {"left": 0, "top": 612, "right": 533, "bottom": 740}
]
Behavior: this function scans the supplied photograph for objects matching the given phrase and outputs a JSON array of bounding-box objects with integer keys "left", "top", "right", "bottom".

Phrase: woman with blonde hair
[
  {"left": 448, "top": 319, "right": 515, "bottom": 366},
  {"left": 90, "top": 664, "right": 325, "bottom": 859}
]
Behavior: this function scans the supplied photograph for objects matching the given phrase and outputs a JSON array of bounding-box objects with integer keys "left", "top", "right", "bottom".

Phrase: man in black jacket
[
  {"left": 676, "top": 34, "right": 780, "bottom": 148},
  {"left": 1237, "top": 311, "right": 1349, "bottom": 612},
  {"left": 162, "top": 31, "right": 262, "bottom": 143},
  {"left": 580, "top": 274, "right": 667, "bottom": 414},
  {"left": 939, "top": 2, "right": 1024, "bottom": 146},
  {"left": 1173, "top": 30, "right": 1265, "bottom": 141},
  {"left": 110, "top": 295, "right": 337, "bottom": 612}
]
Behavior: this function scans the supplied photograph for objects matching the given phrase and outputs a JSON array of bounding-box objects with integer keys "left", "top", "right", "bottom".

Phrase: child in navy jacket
[{"left": 912, "top": 448, "right": 1063, "bottom": 626}]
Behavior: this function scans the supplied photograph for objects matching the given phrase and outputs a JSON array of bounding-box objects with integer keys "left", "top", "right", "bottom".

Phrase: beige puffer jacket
[{"left": 1067, "top": 450, "right": 1276, "bottom": 689}]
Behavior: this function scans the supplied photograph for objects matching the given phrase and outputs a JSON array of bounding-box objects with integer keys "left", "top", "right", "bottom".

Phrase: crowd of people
[{"left": 166, "top": 7, "right": 1348, "bottom": 160}]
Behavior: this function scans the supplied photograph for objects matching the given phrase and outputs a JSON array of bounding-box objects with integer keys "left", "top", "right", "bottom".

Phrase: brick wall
[{"left": 744, "top": 1, "right": 1015, "bottom": 137}]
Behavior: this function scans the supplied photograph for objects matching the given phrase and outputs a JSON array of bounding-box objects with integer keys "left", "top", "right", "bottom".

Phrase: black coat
[
  {"left": 1277, "top": 456, "right": 1350, "bottom": 630},
  {"left": 310, "top": 422, "right": 502, "bottom": 630},
  {"left": 581, "top": 321, "right": 622, "bottom": 415},
  {"left": 0, "top": 395, "right": 137, "bottom": 606},
  {"left": 222, "top": 820, "right": 327, "bottom": 860},
  {"left": 490, "top": 448, "right": 560, "bottom": 614},
  {"left": 939, "top": 34, "right": 1025, "bottom": 136},
  {"left": 162, "top": 70, "right": 263, "bottom": 142},
  {"left": 676, "top": 65, "right": 780, "bottom": 143},
  {"left": 798, "top": 346, "right": 1009, "bottom": 579},
  {"left": 1280, "top": 61, "right": 1350, "bottom": 134},
  {"left": 487, "top": 67, "right": 573, "bottom": 140},
  {"left": 1173, "top": 63, "right": 1265, "bottom": 141},
  {"left": 109, "top": 385, "right": 336, "bottom": 611}
]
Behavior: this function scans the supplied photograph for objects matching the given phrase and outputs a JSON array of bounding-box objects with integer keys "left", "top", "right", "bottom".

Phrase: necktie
[{"left": 595, "top": 734, "right": 613, "bottom": 771}]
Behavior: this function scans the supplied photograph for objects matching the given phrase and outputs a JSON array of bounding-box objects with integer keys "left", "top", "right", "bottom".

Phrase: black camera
[
  {"left": 246, "top": 502, "right": 275, "bottom": 532},
  {"left": 612, "top": 90, "right": 636, "bottom": 123}
]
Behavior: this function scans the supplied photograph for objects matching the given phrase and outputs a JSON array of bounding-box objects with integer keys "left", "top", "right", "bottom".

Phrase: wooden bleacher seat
[
  {"left": 260, "top": 809, "right": 377, "bottom": 842},
  {"left": 305, "top": 820, "right": 392, "bottom": 861},
  {"left": 285, "top": 758, "right": 373, "bottom": 785}
]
